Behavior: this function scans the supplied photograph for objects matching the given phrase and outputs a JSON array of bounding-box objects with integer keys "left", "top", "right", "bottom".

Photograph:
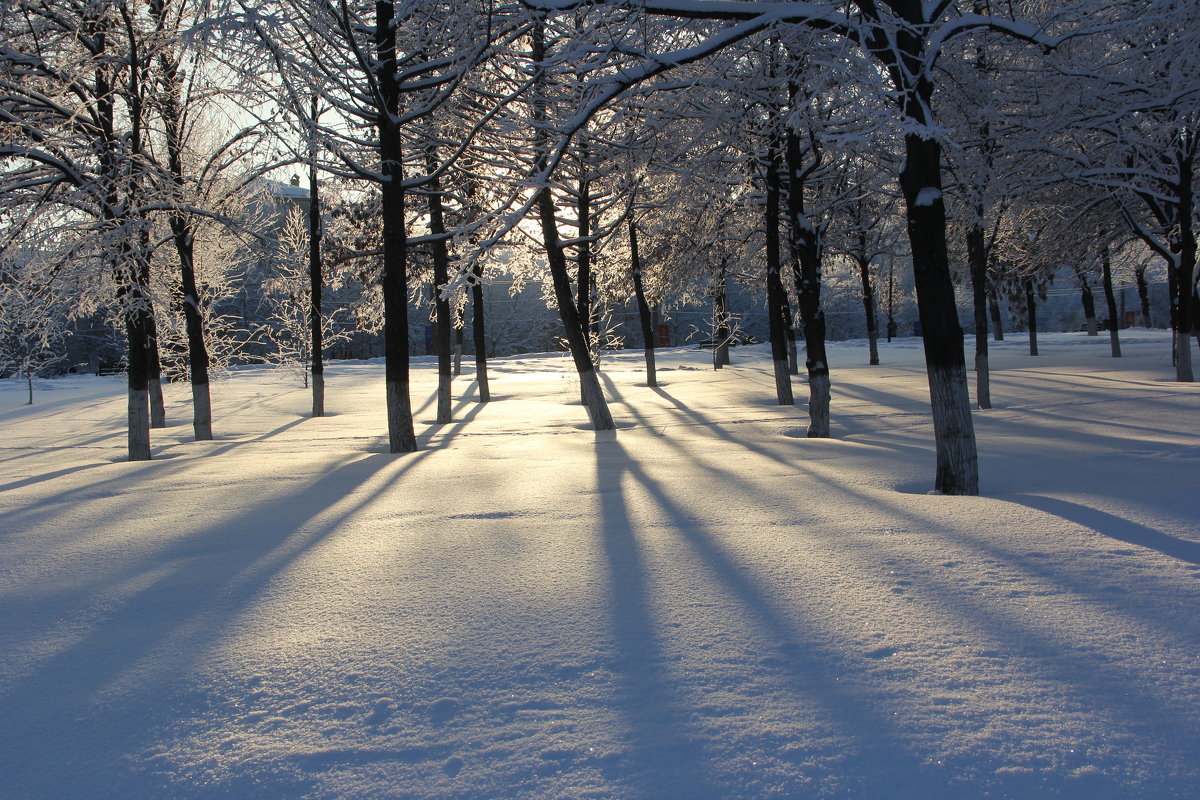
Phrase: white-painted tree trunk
[
  {"left": 192, "top": 383, "right": 213, "bottom": 440},
  {"left": 128, "top": 387, "right": 151, "bottom": 461},
  {"left": 579, "top": 369, "right": 614, "bottom": 430},
  {"left": 927, "top": 364, "right": 979, "bottom": 495}
]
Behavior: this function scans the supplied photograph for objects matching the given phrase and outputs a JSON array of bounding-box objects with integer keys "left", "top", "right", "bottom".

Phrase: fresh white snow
[{"left": 2, "top": 331, "right": 1198, "bottom": 799}]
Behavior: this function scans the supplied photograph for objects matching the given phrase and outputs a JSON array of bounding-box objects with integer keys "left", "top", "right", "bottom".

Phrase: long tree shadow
[
  {"left": 593, "top": 438, "right": 720, "bottom": 798},
  {"left": 0, "top": 447, "right": 426, "bottom": 797},
  {"left": 593, "top": 438, "right": 952, "bottom": 798},
  {"left": 0, "top": 414, "right": 318, "bottom": 536},
  {"left": 1009, "top": 493, "right": 1200, "bottom": 566},
  {"left": 599, "top": 377, "right": 1200, "bottom": 794}
]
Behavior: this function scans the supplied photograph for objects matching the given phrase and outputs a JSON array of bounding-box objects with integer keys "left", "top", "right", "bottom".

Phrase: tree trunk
[
  {"left": 629, "top": 221, "right": 657, "bottom": 388},
  {"left": 783, "top": 293, "right": 799, "bottom": 376},
  {"left": 425, "top": 147, "right": 454, "bottom": 425},
  {"left": 714, "top": 262, "right": 730, "bottom": 369},
  {"left": 576, "top": 146, "right": 592, "bottom": 344},
  {"left": 471, "top": 267, "right": 491, "bottom": 403},
  {"left": 1173, "top": 148, "right": 1195, "bottom": 382},
  {"left": 898, "top": 131, "right": 978, "bottom": 495},
  {"left": 531, "top": 21, "right": 613, "bottom": 431},
  {"left": 538, "top": 187, "right": 615, "bottom": 430},
  {"left": 966, "top": 223, "right": 991, "bottom": 409},
  {"left": 1101, "top": 246, "right": 1122, "bottom": 358},
  {"left": 785, "top": 118, "right": 830, "bottom": 436},
  {"left": 147, "top": 313, "right": 166, "bottom": 429},
  {"left": 1136, "top": 264, "right": 1152, "bottom": 326},
  {"left": 168, "top": 217, "right": 214, "bottom": 439},
  {"left": 1025, "top": 280, "right": 1039, "bottom": 357},
  {"left": 309, "top": 101, "right": 325, "bottom": 418},
  {"left": 857, "top": 253, "right": 880, "bottom": 366},
  {"left": 124, "top": 286, "right": 153, "bottom": 461},
  {"left": 453, "top": 327, "right": 464, "bottom": 378},
  {"left": 1079, "top": 279, "right": 1099, "bottom": 336},
  {"left": 988, "top": 289, "right": 1004, "bottom": 341},
  {"left": 156, "top": 29, "right": 214, "bottom": 440},
  {"left": 763, "top": 144, "right": 794, "bottom": 406},
  {"left": 376, "top": 2, "right": 417, "bottom": 453}
]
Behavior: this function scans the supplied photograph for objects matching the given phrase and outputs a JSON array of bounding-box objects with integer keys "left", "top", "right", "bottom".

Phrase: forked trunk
[
  {"left": 784, "top": 121, "right": 830, "bottom": 435},
  {"left": 537, "top": 187, "right": 615, "bottom": 430},
  {"left": 529, "top": 22, "right": 613, "bottom": 431}
]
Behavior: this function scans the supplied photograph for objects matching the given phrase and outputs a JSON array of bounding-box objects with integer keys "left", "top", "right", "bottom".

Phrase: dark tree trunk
[
  {"left": 171, "top": 219, "right": 214, "bottom": 438},
  {"left": 783, "top": 293, "right": 799, "bottom": 376},
  {"left": 1136, "top": 264, "right": 1152, "bottom": 326},
  {"left": 146, "top": 309, "right": 166, "bottom": 429},
  {"left": 785, "top": 120, "right": 830, "bottom": 435},
  {"left": 537, "top": 187, "right": 615, "bottom": 429},
  {"left": 988, "top": 288, "right": 1004, "bottom": 341},
  {"left": 1079, "top": 276, "right": 1099, "bottom": 336},
  {"left": 376, "top": 1, "right": 417, "bottom": 452},
  {"left": 454, "top": 326, "right": 464, "bottom": 377},
  {"left": 424, "top": 148, "right": 454, "bottom": 425},
  {"left": 1101, "top": 246, "right": 1122, "bottom": 358},
  {"left": 531, "top": 22, "right": 613, "bottom": 431},
  {"left": 576, "top": 146, "right": 592, "bottom": 343},
  {"left": 124, "top": 293, "right": 153, "bottom": 461},
  {"left": 97, "top": 35, "right": 150, "bottom": 461},
  {"left": 898, "top": 131, "right": 978, "bottom": 495},
  {"left": 471, "top": 266, "right": 490, "bottom": 403},
  {"left": 857, "top": 251, "right": 880, "bottom": 366},
  {"left": 1174, "top": 147, "right": 1195, "bottom": 381},
  {"left": 1025, "top": 280, "right": 1039, "bottom": 357},
  {"left": 308, "top": 100, "right": 325, "bottom": 418},
  {"left": 714, "top": 263, "right": 730, "bottom": 369},
  {"left": 629, "top": 221, "right": 657, "bottom": 387},
  {"left": 154, "top": 22, "right": 214, "bottom": 439},
  {"left": 763, "top": 144, "right": 794, "bottom": 406},
  {"left": 966, "top": 222, "right": 991, "bottom": 409}
]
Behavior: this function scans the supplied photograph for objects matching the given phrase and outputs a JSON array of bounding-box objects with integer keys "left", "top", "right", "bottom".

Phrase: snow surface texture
[{"left": 2, "top": 332, "right": 1198, "bottom": 799}]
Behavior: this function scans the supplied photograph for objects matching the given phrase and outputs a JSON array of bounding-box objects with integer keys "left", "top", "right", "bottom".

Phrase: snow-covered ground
[{"left": 2, "top": 331, "right": 1198, "bottom": 799}]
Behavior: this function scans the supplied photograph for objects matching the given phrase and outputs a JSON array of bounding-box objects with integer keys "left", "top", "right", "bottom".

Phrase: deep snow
[{"left": 2, "top": 331, "right": 1198, "bottom": 799}]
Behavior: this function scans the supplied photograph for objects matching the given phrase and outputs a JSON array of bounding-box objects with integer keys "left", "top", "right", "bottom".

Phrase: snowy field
[{"left": 2, "top": 331, "right": 1199, "bottom": 799}]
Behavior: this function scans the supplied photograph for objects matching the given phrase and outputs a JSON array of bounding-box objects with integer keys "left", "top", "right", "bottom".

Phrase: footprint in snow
[
  {"left": 365, "top": 698, "right": 393, "bottom": 726},
  {"left": 429, "top": 697, "right": 458, "bottom": 725}
]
